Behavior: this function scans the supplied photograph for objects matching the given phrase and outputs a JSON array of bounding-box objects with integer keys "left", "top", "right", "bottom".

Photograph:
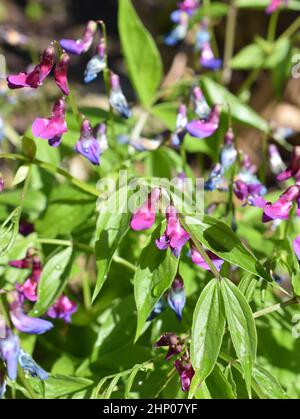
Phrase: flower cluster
[
  {"left": 6, "top": 20, "right": 130, "bottom": 165},
  {"left": 0, "top": 248, "right": 77, "bottom": 398},
  {"left": 154, "top": 334, "right": 194, "bottom": 391}
]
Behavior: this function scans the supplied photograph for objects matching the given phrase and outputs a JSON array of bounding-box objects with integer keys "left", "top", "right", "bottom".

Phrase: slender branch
[
  {"left": 267, "top": 10, "right": 280, "bottom": 43},
  {"left": 278, "top": 15, "right": 300, "bottom": 41},
  {"left": 222, "top": 0, "right": 237, "bottom": 85},
  {"left": 253, "top": 297, "right": 299, "bottom": 319}
]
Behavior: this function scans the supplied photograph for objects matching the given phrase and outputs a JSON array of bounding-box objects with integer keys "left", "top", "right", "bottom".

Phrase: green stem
[
  {"left": 35, "top": 238, "right": 94, "bottom": 254},
  {"left": 222, "top": 0, "right": 237, "bottom": 85},
  {"left": 278, "top": 15, "right": 300, "bottom": 41},
  {"left": 18, "top": 367, "right": 38, "bottom": 399},
  {"left": 238, "top": 69, "right": 260, "bottom": 96},
  {"left": 267, "top": 10, "right": 280, "bottom": 43},
  {"left": 112, "top": 255, "right": 136, "bottom": 272},
  {"left": 67, "top": 89, "right": 83, "bottom": 128},
  {"left": 253, "top": 297, "right": 299, "bottom": 319}
]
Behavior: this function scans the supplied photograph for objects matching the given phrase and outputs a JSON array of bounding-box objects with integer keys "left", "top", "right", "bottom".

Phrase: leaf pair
[{"left": 190, "top": 277, "right": 257, "bottom": 398}]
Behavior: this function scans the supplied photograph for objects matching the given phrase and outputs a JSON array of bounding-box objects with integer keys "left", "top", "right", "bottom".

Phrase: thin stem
[
  {"left": 19, "top": 165, "right": 32, "bottom": 214},
  {"left": 267, "top": 10, "right": 280, "bottom": 43},
  {"left": 253, "top": 297, "right": 299, "bottom": 319},
  {"left": 18, "top": 367, "right": 38, "bottom": 399},
  {"left": 112, "top": 255, "right": 136, "bottom": 272},
  {"left": 222, "top": 0, "right": 237, "bottom": 85},
  {"left": 278, "top": 15, "right": 300, "bottom": 41},
  {"left": 35, "top": 238, "right": 94, "bottom": 254},
  {"left": 238, "top": 69, "right": 260, "bottom": 96}
]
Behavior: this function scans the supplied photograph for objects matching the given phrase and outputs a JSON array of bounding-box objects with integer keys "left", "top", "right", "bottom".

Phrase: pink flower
[
  {"left": 254, "top": 185, "right": 300, "bottom": 222},
  {"left": 54, "top": 53, "right": 70, "bottom": 95},
  {"left": 130, "top": 188, "right": 160, "bottom": 231},
  {"left": 47, "top": 295, "right": 77, "bottom": 323},
  {"left": 60, "top": 21, "right": 97, "bottom": 55},
  {"left": 277, "top": 146, "right": 300, "bottom": 182},
  {"left": 186, "top": 104, "right": 220, "bottom": 139},
  {"left": 32, "top": 98, "right": 67, "bottom": 147},
  {"left": 191, "top": 247, "right": 224, "bottom": 272},
  {"left": 174, "top": 358, "right": 195, "bottom": 392},
  {"left": 156, "top": 206, "right": 190, "bottom": 257},
  {"left": 16, "top": 277, "right": 38, "bottom": 302},
  {"left": 7, "top": 45, "right": 54, "bottom": 89},
  {"left": 266, "top": 0, "right": 288, "bottom": 14}
]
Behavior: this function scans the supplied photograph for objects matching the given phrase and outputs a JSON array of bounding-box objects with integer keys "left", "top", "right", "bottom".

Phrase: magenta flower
[
  {"left": 174, "top": 358, "right": 195, "bottom": 392},
  {"left": 109, "top": 73, "right": 131, "bottom": 119},
  {"left": 9, "top": 248, "right": 36, "bottom": 269},
  {"left": 15, "top": 255, "right": 41, "bottom": 302},
  {"left": 156, "top": 206, "right": 190, "bottom": 257},
  {"left": 7, "top": 45, "right": 54, "bottom": 89},
  {"left": 266, "top": 0, "right": 288, "bottom": 14},
  {"left": 75, "top": 119, "right": 101, "bottom": 165},
  {"left": 178, "top": 0, "right": 199, "bottom": 14},
  {"left": 154, "top": 333, "right": 183, "bottom": 360},
  {"left": 254, "top": 185, "right": 300, "bottom": 222},
  {"left": 130, "top": 188, "right": 160, "bottom": 231},
  {"left": 54, "top": 52, "right": 70, "bottom": 95},
  {"left": 32, "top": 98, "right": 67, "bottom": 147},
  {"left": 0, "top": 177, "right": 4, "bottom": 193},
  {"left": 200, "top": 42, "right": 222, "bottom": 70},
  {"left": 277, "top": 146, "right": 300, "bottom": 182},
  {"left": 186, "top": 104, "right": 220, "bottom": 139},
  {"left": 10, "top": 293, "right": 53, "bottom": 335},
  {"left": 234, "top": 180, "right": 265, "bottom": 205},
  {"left": 191, "top": 247, "right": 224, "bottom": 272},
  {"left": 293, "top": 235, "right": 300, "bottom": 261},
  {"left": 47, "top": 295, "right": 77, "bottom": 323},
  {"left": 60, "top": 20, "right": 97, "bottom": 55}
]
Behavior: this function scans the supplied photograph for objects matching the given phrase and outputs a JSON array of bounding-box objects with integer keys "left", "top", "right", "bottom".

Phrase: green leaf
[
  {"left": 231, "top": 44, "right": 264, "bottom": 70},
  {"left": 235, "top": 0, "right": 300, "bottom": 11},
  {"left": 31, "top": 246, "right": 73, "bottom": 316},
  {"left": 43, "top": 375, "right": 93, "bottom": 398},
  {"left": 0, "top": 207, "right": 20, "bottom": 257},
  {"left": 125, "top": 365, "right": 140, "bottom": 399},
  {"left": 191, "top": 279, "right": 225, "bottom": 384},
  {"left": 11, "top": 165, "right": 29, "bottom": 186},
  {"left": 134, "top": 222, "right": 179, "bottom": 341},
  {"left": 183, "top": 215, "right": 270, "bottom": 280},
  {"left": 195, "top": 364, "right": 236, "bottom": 399},
  {"left": 200, "top": 76, "right": 269, "bottom": 133},
  {"left": 22, "top": 136, "right": 37, "bottom": 160},
  {"left": 252, "top": 364, "right": 289, "bottom": 399},
  {"left": 220, "top": 278, "right": 257, "bottom": 398},
  {"left": 93, "top": 187, "right": 131, "bottom": 301},
  {"left": 238, "top": 273, "right": 257, "bottom": 302},
  {"left": 118, "top": 0, "right": 162, "bottom": 106}
]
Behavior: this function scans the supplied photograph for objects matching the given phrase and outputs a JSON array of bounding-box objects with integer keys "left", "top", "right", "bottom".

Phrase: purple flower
[
  {"left": 269, "top": 144, "right": 286, "bottom": 175},
  {"left": 266, "top": 0, "right": 288, "bottom": 14},
  {"left": 234, "top": 180, "right": 265, "bottom": 205},
  {"left": 19, "top": 220, "right": 34, "bottom": 237},
  {"left": 167, "top": 277, "right": 186, "bottom": 321},
  {"left": 7, "top": 45, "right": 54, "bottom": 89},
  {"left": 165, "top": 12, "right": 189, "bottom": 45},
  {"left": 174, "top": 358, "right": 195, "bottom": 392},
  {"left": 18, "top": 349, "right": 48, "bottom": 380},
  {"left": 156, "top": 206, "right": 190, "bottom": 258},
  {"left": 54, "top": 52, "right": 70, "bottom": 95},
  {"left": 293, "top": 235, "right": 300, "bottom": 261},
  {"left": 191, "top": 247, "right": 224, "bottom": 272},
  {"left": 195, "top": 20, "right": 210, "bottom": 51},
  {"left": 10, "top": 292, "right": 53, "bottom": 335},
  {"left": 0, "top": 327, "right": 19, "bottom": 381},
  {"left": 32, "top": 98, "right": 68, "bottom": 147},
  {"left": 75, "top": 119, "right": 101, "bottom": 165},
  {"left": 47, "top": 295, "right": 77, "bottom": 323},
  {"left": 9, "top": 248, "right": 36, "bottom": 269},
  {"left": 84, "top": 38, "right": 106, "bottom": 83},
  {"left": 171, "top": 104, "right": 187, "bottom": 148},
  {"left": 60, "top": 20, "right": 97, "bottom": 55},
  {"left": 205, "top": 163, "right": 227, "bottom": 192},
  {"left": 0, "top": 366, "right": 6, "bottom": 399},
  {"left": 277, "top": 146, "right": 300, "bottom": 182},
  {"left": 200, "top": 42, "right": 222, "bottom": 70},
  {"left": 220, "top": 129, "right": 237, "bottom": 169},
  {"left": 0, "top": 176, "right": 4, "bottom": 193},
  {"left": 15, "top": 255, "right": 42, "bottom": 302},
  {"left": 186, "top": 104, "right": 220, "bottom": 139},
  {"left": 192, "top": 86, "right": 210, "bottom": 119},
  {"left": 254, "top": 185, "right": 300, "bottom": 222},
  {"left": 154, "top": 333, "right": 183, "bottom": 360},
  {"left": 130, "top": 188, "right": 160, "bottom": 231},
  {"left": 109, "top": 73, "right": 131, "bottom": 119},
  {"left": 95, "top": 123, "right": 108, "bottom": 153}
]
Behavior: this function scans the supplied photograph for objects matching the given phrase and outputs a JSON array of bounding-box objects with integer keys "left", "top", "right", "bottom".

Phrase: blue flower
[
  {"left": 109, "top": 73, "right": 131, "bottom": 119},
  {"left": 18, "top": 350, "right": 48, "bottom": 380},
  {"left": 0, "top": 328, "right": 19, "bottom": 381},
  {"left": 167, "top": 277, "right": 186, "bottom": 321}
]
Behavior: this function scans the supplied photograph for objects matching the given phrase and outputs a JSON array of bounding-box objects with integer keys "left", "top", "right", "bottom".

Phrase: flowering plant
[{"left": 0, "top": 0, "right": 300, "bottom": 400}]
